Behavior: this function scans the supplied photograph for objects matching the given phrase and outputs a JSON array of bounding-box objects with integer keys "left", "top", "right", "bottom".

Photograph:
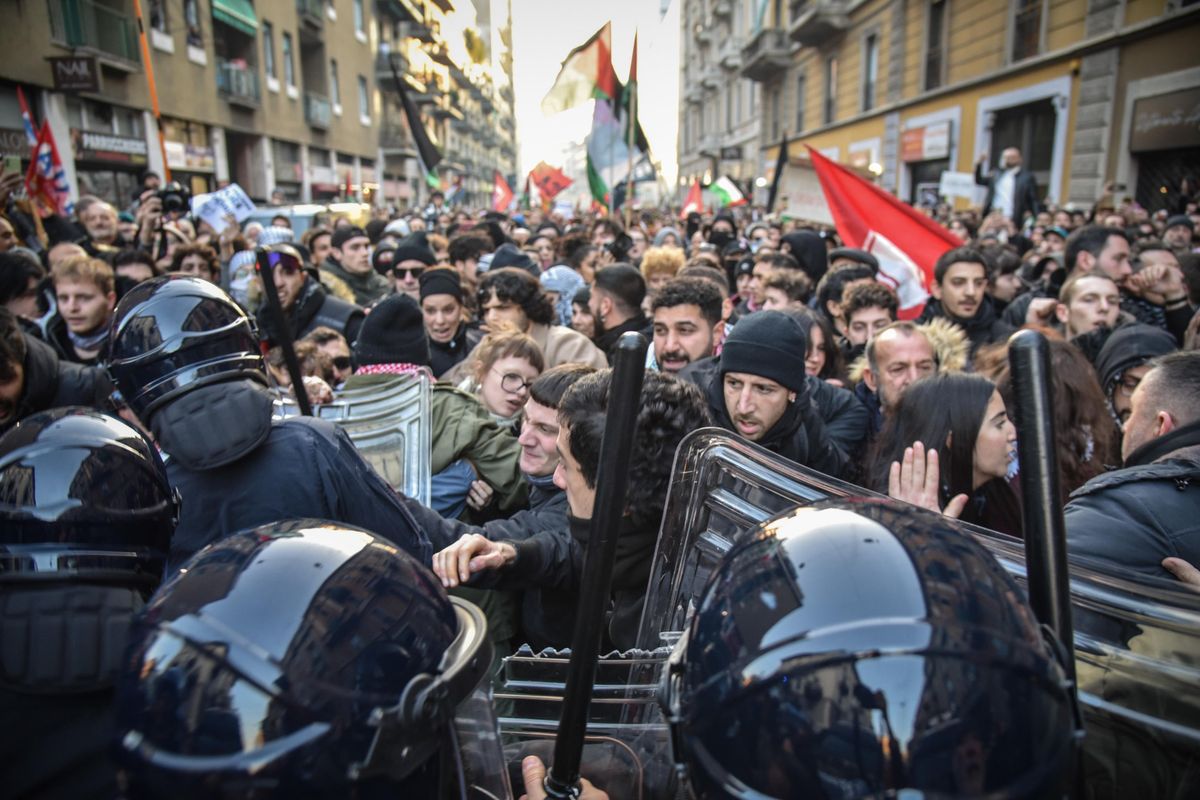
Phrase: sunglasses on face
[
  {"left": 259, "top": 250, "right": 304, "bottom": 277},
  {"left": 393, "top": 266, "right": 425, "bottom": 279},
  {"left": 331, "top": 356, "right": 352, "bottom": 371}
]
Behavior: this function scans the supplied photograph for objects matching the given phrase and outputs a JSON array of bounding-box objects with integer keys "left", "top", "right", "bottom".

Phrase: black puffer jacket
[
  {"left": 1065, "top": 452, "right": 1200, "bottom": 580},
  {"left": 4, "top": 334, "right": 111, "bottom": 433},
  {"left": 678, "top": 356, "right": 867, "bottom": 480}
]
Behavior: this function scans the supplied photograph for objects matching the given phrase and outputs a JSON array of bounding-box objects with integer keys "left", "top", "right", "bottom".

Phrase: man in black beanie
[
  {"left": 678, "top": 310, "right": 866, "bottom": 479},
  {"left": 489, "top": 243, "right": 540, "bottom": 276},
  {"left": 419, "top": 268, "right": 481, "bottom": 378},
  {"left": 320, "top": 225, "right": 392, "bottom": 306},
  {"left": 389, "top": 232, "right": 437, "bottom": 301}
]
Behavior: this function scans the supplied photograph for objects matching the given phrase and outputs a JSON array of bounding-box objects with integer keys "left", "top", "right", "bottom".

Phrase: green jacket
[
  {"left": 343, "top": 374, "right": 528, "bottom": 513},
  {"left": 320, "top": 258, "right": 393, "bottom": 307}
]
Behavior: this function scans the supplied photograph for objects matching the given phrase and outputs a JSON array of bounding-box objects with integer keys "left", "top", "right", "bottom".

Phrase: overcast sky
[{"left": 510, "top": 0, "right": 680, "bottom": 187}]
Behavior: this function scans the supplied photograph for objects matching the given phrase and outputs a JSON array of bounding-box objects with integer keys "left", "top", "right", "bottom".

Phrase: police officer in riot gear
[
  {"left": 0, "top": 407, "right": 178, "bottom": 799},
  {"left": 659, "top": 498, "right": 1081, "bottom": 799},
  {"left": 115, "top": 520, "right": 508, "bottom": 800},
  {"left": 105, "top": 274, "right": 432, "bottom": 566}
]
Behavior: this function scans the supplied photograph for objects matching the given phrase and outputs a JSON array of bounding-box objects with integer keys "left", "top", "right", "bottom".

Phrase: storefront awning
[{"left": 212, "top": 0, "right": 259, "bottom": 37}]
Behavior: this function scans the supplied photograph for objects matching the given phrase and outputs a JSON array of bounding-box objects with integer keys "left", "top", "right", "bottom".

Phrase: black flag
[
  {"left": 766, "top": 131, "right": 788, "bottom": 214},
  {"left": 388, "top": 55, "right": 441, "bottom": 174}
]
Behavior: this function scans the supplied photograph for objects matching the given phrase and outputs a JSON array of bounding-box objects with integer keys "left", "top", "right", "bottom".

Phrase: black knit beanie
[
  {"left": 352, "top": 293, "right": 430, "bottom": 368},
  {"left": 392, "top": 232, "right": 436, "bottom": 267},
  {"left": 719, "top": 311, "right": 809, "bottom": 393},
  {"left": 418, "top": 269, "right": 463, "bottom": 302}
]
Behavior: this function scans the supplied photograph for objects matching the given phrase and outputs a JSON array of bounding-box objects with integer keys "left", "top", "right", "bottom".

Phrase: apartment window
[
  {"left": 795, "top": 73, "right": 806, "bottom": 133},
  {"left": 263, "top": 22, "right": 276, "bottom": 78},
  {"left": 358, "top": 76, "right": 369, "bottom": 119},
  {"left": 725, "top": 81, "right": 733, "bottom": 130},
  {"left": 282, "top": 32, "right": 295, "bottom": 87},
  {"left": 330, "top": 59, "right": 340, "bottom": 104},
  {"left": 862, "top": 34, "right": 878, "bottom": 111},
  {"left": 354, "top": 0, "right": 365, "bottom": 35},
  {"left": 150, "top": 0, "right": 167, "bottom": 32},
  {"left": 824, "top": 55, "right": 838, "bottom": 124},
  {"left": 1012, "top": 0, "right": 1043, "bottom": 62},
  {"left": 925, "top": 0, "right": 947, "bottom": 90}
]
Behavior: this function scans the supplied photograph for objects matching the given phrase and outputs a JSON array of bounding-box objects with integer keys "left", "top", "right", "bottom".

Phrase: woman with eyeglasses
[{"left": 460, "top": 329, "right": 545, "bottom": 432}]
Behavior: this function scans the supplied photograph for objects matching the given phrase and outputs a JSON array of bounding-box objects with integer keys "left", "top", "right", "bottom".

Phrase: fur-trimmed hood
[{"left": 847, "top": 316, "right": 971, "bottom": 384}]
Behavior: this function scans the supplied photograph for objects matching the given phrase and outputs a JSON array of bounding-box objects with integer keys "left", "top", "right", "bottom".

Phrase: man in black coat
[
  {"left": 916, "top": 246, "right": 1013, "bottom": 358},
  {"left": 589, "top": 263, "right": 650, "bottom": 363},
  {"left": 0, "top": 308, "right": 111, "bottom": 433},
  {"left": 975, "top": 146, "right": 1041, "bottom": 227},
  {"left": 679, "top": 311, "right": 867, "bottom": 481},
  {"left": 255, "top": 244, "right": 364, "bottom": 346},
  {"left": 431, "top": 369, "right": 711, "bottom": 652},
  {"left": 1065, "top": 351, "right": 1200, "bottom": 581},
  {"left": 421, "top": 364, "right": 592, "bottom": 651}
]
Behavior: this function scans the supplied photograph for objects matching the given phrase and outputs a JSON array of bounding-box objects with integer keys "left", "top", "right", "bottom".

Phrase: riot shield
[
  {"left": 635, "top": 427, "right": 1200, "bottom": 799},
  {"left": 496, "top": 645, "right": 676, "bottom": 799},
  {"left": 275, "top": 374, "right": 432, "bottom": 505}
]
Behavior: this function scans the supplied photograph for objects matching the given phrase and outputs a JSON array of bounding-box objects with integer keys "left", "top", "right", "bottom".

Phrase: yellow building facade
[{"left": 734, "top": 0, "right": 1200, "bottom": 213}]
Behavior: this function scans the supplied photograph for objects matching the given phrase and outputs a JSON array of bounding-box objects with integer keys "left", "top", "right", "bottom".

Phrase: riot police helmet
[
  {"left": 107, "top": 274, "right": 266, "bottom": 421},
  {"left": 660, "top": 498, "right": 1080, "bottom": 799},
  {"left": 0, "top": 407, "right": 176, "bottom": 589},
  {"left": 115, "top": 520, "right": 505, "bottom": 799}
]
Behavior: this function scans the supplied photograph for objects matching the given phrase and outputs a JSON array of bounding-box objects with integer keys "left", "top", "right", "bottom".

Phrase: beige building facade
[
  {"left": 0, "top": 0, "right": 516, "bottom": 210},
  {"left": 733, "top": 0, "right": 1200, "bottom": 214}
]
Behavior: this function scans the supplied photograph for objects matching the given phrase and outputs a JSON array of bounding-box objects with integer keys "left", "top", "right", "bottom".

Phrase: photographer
[{"left": 135, "top": 181, "right": 193, "bottom": 269}]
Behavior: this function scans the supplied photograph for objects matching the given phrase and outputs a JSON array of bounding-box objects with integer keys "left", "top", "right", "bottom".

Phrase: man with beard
[
  {"left": 588, "top": 264, "right": 649, "bottom": 363},
  {"left": 319, "top": 225, "right": 391, "bottom": 306},
  {"left": 256, "top": 244, "right": 364, "bottom": 346},
  {"left": 679, "top": 311, "right": 866, "bottom": 480},
  {"left": 419, "top": 268, "right": 481, "bottom": 378},
  {"left": 651, "top": 278, "right": 724, "bottom": 374},
  {"left": 916, "top": 247, "right": 1013, "bottom": 358},
  {"left": 47, "top": 256, "right": 116, "bottom": 365},
  {"left": 857, "top": 322, "right": 939, "bottom": 446}
]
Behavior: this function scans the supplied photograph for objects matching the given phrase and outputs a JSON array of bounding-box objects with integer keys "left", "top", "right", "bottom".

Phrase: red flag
[
  {"left": 806, "top": 146, "right": 958, "bottom": 318},
  {"left": 26, "top": 121, "right": 73, "bottom": 217},
  {"left": 680, "top": 180, "right": 702, "bottom": 219},
  {"left": 530, "top": 161, "right": 572, "bottom": 201},
  {"left": 492, "top": 171, "right": 514, "bottom": 212}
]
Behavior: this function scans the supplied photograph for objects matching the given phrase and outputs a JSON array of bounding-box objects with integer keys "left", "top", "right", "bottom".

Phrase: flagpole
[
  {"left": 622, "top": 33, "right": 638, "bottom": 230},
  {"left": 131, "top": 0, "right": 171, "bottom": 182}
]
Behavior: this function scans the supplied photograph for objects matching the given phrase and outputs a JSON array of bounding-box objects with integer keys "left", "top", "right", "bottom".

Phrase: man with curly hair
[{"left": 431, "top": 368, "right": 710, "bottom": 651}]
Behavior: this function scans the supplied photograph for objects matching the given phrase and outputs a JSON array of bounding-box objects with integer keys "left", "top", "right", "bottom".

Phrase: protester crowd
[{"left": 2, "top": 155, "right": 1200, "bottom": 794}]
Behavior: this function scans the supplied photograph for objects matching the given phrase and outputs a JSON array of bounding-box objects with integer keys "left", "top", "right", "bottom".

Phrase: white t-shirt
[{"left": 994, "top": 168, "right": 1018, "bottom": 219}]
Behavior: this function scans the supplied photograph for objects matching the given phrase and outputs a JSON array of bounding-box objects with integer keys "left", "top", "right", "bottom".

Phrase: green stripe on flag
[{"left": 586, "top": 153, "right": 608, "bottom": 207}]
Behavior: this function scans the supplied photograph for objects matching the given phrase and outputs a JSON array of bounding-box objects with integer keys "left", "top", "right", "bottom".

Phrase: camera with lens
[{"left": 156, "top": 181, "right": 192, "bottom": 216}]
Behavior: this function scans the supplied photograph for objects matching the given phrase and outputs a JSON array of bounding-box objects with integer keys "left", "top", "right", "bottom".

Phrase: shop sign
[
  {"left": 165, "top": 141, "right": 217, "bottom": 172},
  {"left": 938, "top": 170, "right": 978, "bottom": 200},
  {"left": 901, "top": 120, "right": 951, "bottom": 162},
  {"left": 48, "top": 56, "right": 99, "bottom": 92},
  {"left": 0, "top": 127, "right": 27, "bottom": 153},
  {"left": 719, "top": 145, "right": 743, "bottom": 161},
  {"left": 73, "top": 129, "right": 149, "bottom": 164},
  {"left": 1130, "top": 87, "right": 1200, "bottom": 152},
  {"left": 309, "top": 165, "right": 336, "bottom": 185}
]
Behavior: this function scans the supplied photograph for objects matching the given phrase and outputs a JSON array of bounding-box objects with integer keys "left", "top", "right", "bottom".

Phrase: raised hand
[{"left": 887, "top": 441, "right": 969, "bottom": 518}]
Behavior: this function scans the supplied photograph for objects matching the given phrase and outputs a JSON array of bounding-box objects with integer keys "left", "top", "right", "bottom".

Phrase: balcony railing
[
  {"left": 380, "top": 121, "right": 415, "bottom": 152},
  {"left": 741, "top": 27, "right": 791, "bottom": 82},
  {"left": 297, "top": 0, "right": 324, "bottom": 28},
  {"left": 49, "top": 0, "right": 140, "bottom": 63},
  {"left": 788, "top": 0, "right": 850, "bottom": 46},
  {"left": 216, "top": 59, "right": 261, "bottom": 106},
  {"left": 305, "top": 92, "right": 332, "bottom": 128}
]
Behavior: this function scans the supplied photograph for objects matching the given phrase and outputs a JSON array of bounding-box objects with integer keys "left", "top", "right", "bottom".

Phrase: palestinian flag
[
  {"left": 680, "top": 181, "right": 702, "bottom": 218},
  {"left": 617, "top": 31, "right": 650, "bottom": 154},
  {"left": 710, "top": 176, "right": 746, "bottom": 207},
  {"left": 586, "top": 151, "right": 609, "bottom": 209},
  {"left": 542, "top": 22, "right": 620, "bottom": 114}
]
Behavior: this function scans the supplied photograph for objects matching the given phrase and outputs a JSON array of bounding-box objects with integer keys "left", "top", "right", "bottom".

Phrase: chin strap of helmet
[{"left": 0, "top": 584, "right": 142, "bottom": 693}]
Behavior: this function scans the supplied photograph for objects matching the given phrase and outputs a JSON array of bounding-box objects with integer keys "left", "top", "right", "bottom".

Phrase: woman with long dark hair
[{"left": 873, "top": 372, "right": 1021, "bottom": 535}]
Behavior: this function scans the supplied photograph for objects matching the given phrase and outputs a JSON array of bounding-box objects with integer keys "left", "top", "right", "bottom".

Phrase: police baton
[
  {"left": 255, "top": 247, "right": 313, "bottom": 417},
  {"left": 544, "top": 332, "right": 647, "bottom": 799},
  {"left": 1007, "top": 330, "right": 1075, "bottom": 679}
]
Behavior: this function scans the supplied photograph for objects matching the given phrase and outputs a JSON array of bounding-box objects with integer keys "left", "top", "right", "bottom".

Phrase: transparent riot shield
[
  {"left": 495, "top": 645, "right": 677, "bottom": 799},
  {"left": 633, "top": 427, "right": 1200, "bottom": 799},
  {"left": 274, "top": 374, "right": 431, "bottom": 505}
]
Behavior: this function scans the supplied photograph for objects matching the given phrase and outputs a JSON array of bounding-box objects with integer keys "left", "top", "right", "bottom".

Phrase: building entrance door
[{"left": 989, "top": 98, "right": 1056, "bottom": 200}]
